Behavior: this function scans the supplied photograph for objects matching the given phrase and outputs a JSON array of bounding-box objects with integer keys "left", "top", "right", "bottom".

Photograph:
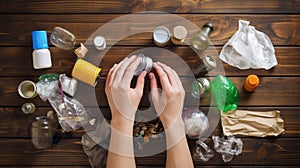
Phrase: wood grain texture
[
  {"left": 1, "top": 14, "right": 299, "bottom": 46},
  {"left": 0, "top": 138, "right": 299, "bottom": 166},
  {"left": 1, "top": 77, "right": 299, "bottom": 107},
  {"left": 0, "top": 0, "right": 299, "bottom": 14},
  {"left": 0, "top": 107, "right": 299, "bottom": 138},
  {"left": 0, "top": 47, "right": 299, "bottom": 77}
]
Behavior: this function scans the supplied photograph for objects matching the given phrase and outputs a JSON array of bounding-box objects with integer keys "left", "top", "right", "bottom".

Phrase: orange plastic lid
[{"left": 244, "top": 75, "right": 259, "bottom": 92}]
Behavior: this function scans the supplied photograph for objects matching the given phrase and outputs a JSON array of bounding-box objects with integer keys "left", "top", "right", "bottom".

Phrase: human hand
[
  {"left": 149, "top": 62, "right": 185, "bottom": 129},
  {"left": 105, "top": 56, "right": 147, "bottom": 126}
]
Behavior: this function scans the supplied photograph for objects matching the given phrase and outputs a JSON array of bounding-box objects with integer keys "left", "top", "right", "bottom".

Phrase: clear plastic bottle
[
  {"left": 32, "top": 30, "right": 52, "bottom": 69},
  {"left": 192, "top": 23, "right": 214, "bottom": 51},
  {"left": 31, "top": 116, "right": 53, "bottom": 149}
]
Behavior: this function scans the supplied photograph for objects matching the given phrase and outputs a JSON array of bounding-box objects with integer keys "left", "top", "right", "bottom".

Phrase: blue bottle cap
[{"left": 32, "top": 30, "right": 49, "bottom": 49}]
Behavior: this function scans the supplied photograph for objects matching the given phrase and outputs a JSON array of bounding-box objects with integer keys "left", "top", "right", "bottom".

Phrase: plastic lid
[
  {"left": 173, "top": 26, "right": 187, "bottom": 40},
  {"left": 32, "top": 30, "right": 49, "bottom": 49},
  {"left": 247, "top": 75, "right": 259, "bottom": 86}
]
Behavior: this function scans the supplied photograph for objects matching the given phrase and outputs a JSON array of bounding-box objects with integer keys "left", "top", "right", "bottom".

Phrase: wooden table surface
[{"left": 0, "top": 0, "right": 299, "bottom": 167}]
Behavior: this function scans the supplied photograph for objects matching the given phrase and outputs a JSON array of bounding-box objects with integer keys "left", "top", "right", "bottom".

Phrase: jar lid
[
  {"left": 153, "top": 26, "right": 170, "bottom": 45},
  {"left": 32, "top": 30, "right": 49, "bottom": 49},
  {"left": 173, "top": 26, "right": 187, "bottom": 40}
]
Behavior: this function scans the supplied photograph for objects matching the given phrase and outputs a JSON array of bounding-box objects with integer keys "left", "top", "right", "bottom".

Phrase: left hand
[{"left": 105, "top": 56, "right": 147, "bottom": 125}]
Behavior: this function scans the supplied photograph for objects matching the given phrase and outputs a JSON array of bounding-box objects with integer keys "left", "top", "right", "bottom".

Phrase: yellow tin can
[{"left": 71, "top": 59, "right": 102, "bottom": 87}]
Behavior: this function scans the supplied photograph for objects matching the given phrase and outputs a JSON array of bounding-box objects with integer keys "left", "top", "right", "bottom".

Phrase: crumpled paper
[
  {"left": 221, "top": 110, "right": 285, "bottom": 137},
  {"left": 219, "top": 20, "right": 278, "bottom": 70}
]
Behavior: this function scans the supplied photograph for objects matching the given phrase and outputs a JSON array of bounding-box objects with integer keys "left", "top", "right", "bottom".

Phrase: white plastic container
[{"left": 32, "top": 30, "right": 52, "bottom": 69}]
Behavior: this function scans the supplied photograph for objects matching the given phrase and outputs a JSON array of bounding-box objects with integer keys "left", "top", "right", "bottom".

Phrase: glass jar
[{"left": 31, "top": 116, "right": 53, "bottom": 149}]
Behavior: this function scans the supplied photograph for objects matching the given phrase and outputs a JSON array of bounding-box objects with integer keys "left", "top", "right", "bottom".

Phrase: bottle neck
[{"left": 202, "top": 27, "right": 212, "bottom": 37}]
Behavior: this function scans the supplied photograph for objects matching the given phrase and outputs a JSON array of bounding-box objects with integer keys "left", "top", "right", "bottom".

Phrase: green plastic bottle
[{"left": 211, "top": 75, "right": 239, "bottom": 112}]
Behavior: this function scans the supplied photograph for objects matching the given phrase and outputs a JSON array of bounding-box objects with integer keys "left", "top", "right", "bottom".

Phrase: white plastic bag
[{"left": 219, "top": 20, "right": 277, "bottom": 70}]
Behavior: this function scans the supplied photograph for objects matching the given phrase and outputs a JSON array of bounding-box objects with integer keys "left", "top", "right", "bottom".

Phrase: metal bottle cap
[
  {"left": 171, "top": 26, "right": 187, "bottom": 45},
  {"left": 94, "top": 36, "right": 106, "bottom": 50},
  {"left": 202, "top": 55, "right": 216, "bottom": 71},
  {"left": 153, "top": 26, "right": 170, "bottom": 47}
]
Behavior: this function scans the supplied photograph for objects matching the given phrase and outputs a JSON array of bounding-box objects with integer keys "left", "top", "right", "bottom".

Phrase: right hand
[{"left": 149, "top": 62, "right": 185, "bottom": 129}]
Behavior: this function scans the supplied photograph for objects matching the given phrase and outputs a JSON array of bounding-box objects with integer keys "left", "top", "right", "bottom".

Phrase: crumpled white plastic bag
[{"left": 219, "top": 20, "right": 278, "bottom": 70}]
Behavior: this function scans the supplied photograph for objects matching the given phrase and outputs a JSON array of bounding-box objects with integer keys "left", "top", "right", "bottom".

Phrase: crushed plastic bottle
[
  {"left": 182, "top": 108, "right": 209, "bottom": 139},
  {"left": 193, "top": 140, "right": 214, "bottom": 162},
  {"left": 211, "top": 75, "right": 239, "bottom": 112},
  {"left": 36, "top": 74, "right": 59, "bottom": 102},
  {"left": 212, "top": 135, "right": 243, "bottom": 162}
]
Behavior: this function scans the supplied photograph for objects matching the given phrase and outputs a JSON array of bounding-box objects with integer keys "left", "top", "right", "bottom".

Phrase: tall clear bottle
[{"left": 192, "top": 23, "right": 214, "bottom": 51}]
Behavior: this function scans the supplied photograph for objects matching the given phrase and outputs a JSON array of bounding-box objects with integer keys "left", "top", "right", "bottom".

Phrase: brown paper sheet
[{"left": 221, "top": 110, "right": 285, "bottom": 137}]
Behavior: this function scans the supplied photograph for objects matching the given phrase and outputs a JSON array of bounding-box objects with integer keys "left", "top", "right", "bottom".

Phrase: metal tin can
[
  {"left": 18, "top": 80, "right": 38, "bottom": 99},
  {"left": 191, "top": 78, "right": 210, "bottom": 98},
  {"left": 134, "top": 54, "right": 153, "bottom": 76},
  {"left": 22, "top": 102, "right": 36, "bottom": 114},
  {"left": 171, "top": 26, "right": 187, "bottom": 45},
  {"left": 192, "top": 55, "right": 216, "bottom": 78},
  {"left": 153, "top": 26, "right": 170, "bottom": 47},
  {"left": 71, "top": 59, "right": 102, "bottom": 87}
]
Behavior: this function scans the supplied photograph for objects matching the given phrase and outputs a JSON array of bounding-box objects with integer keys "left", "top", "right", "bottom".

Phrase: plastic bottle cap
[
  {"left": 173, "top": 26, "right": 187, "bottom": 40},
  {"left": 32, "top": 30, "right": 49, "bottom": 49},
  {"left": 247, "top": 75, "right": 259, "bottom": 86}
]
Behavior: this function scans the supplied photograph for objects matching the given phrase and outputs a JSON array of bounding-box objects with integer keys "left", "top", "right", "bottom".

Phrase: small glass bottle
[
  {"left": 31, "top": 116, "right": 53, "bottom": 149},
  {"left": 192, "top": 23, "right": 214, "bottom": 51},
  {"left": 244, "top": 74, "right": 259, "bottom": 92},
  {"left": 32, "top": 30, "right": 52, "bottom": 69},
  {"left": 192, "top": 55, "right": 216, "bottom": 78},
  {"left": 191, "top": 78, "right": 210, "bottom": 99},
  {"left": 50, "top": 27, "right": 76, "bottom": 50},
  {"left": 22, "top": 102, "right": 35, "bottom": 114}
]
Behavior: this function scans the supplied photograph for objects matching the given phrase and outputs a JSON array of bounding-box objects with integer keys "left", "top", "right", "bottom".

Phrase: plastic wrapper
[
  {"left": 193, "top": 140, "right": 214, "bottom": 162},
  {"left": 211, "top": 75, "right": 239, "bottom": 113},
  {"left": 59, "top": 74, "right": 78, "bottom": 97},
  {"left": 183, "top": 108, "right": 209, "bottom": 139},
  {"left": 212, "top": 135, "right": 243, "bottom": 162},
  {"left": 36, "top": 74, "right": 59, "bottom": 101},
  {"left": 48, "top": 94, "right": 87, "bottom": 132}
]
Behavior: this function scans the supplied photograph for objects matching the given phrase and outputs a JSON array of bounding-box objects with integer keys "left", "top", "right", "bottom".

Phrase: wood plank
[
  {"left": 0, "top": 47, "right": 299, "bottom": 77},
  {"left": 1, "top": 77, "right": 299, "bottom": 107},
  {"left": 1, "top": 14, "right": 299, "bottom": 46},
  {"left": 0, "top": 0, "right": 299, "bottom": 14},
  {"left": 0, "top": 107, "right": 298, "bottom": 138},
  {"left": 0, "top": 138, "right": 299, "bottom": 166}
]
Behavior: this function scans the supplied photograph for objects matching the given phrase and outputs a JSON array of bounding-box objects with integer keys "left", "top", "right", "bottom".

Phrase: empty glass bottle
[
  {"left": 50, "top": 27, "right": 76, "bottom": 50},
  {"left": 192, "top": 23, "right": 214, "bottom": 51}
]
